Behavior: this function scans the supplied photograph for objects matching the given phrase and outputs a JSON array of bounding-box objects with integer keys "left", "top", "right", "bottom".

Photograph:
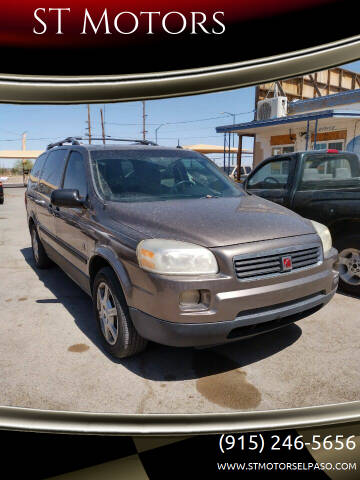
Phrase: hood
[{"left": 106, "top": 195, "right": 315, "bottom": 248}]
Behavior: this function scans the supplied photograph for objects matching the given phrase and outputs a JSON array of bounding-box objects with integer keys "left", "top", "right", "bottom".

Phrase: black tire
[
  {"left": 0, "top": 197, "right": 4, "bottom": 204},
  {"left": 30, "top": 223, "right": 52, "bottom": 269},
  {"left": 334, "top": 233, "right": 360, "bottom": 297},
  {"left": 92, "top": 267, "right": 148, "bottom": 358}
]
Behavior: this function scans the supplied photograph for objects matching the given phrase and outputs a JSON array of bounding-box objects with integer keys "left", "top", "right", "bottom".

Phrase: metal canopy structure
[
  {"left": 0, "top": 150, "right": 44, "bottom": 186},
  {"left": 184, "top": 143, "right": 253, "bottom": 180},
  {"left": 183, "top": 144, "right": 252, "bottom": 154},
  {"left": 0, "top": 150, "right": 43, "bottom": 159}
]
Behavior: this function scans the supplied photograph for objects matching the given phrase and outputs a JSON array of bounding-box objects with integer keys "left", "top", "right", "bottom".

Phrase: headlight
[
  {"left": 137, "top": 239, "right": 218, "bottom": 275},
  {"left": 310, "top": 220, "right": 332, "bottom": 256}
]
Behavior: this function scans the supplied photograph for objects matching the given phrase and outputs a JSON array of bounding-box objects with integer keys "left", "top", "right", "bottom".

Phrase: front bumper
[
  {"left": 126, "top": 235, "right": 338, "bottom": 347},
  {"left": 127, "top": 237, "right": 338, "bottom": 325},
  {"left": 130, "top": 287, "right": 337, "bottom": 347}
]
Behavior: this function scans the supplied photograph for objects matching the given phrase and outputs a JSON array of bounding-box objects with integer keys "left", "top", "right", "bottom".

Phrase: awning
[
  {"left": 215, "top": 109, "right": 360, "bottom": 135},
  {"left": 183, "top": 144, "right": 252, "bottom": 154}
]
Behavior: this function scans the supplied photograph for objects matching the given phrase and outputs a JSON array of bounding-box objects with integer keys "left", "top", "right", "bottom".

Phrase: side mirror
[{"left": 51, "top": 189, "right": 85, "bottom": 208}]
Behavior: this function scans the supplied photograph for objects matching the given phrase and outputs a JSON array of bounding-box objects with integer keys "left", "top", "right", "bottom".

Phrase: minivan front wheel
[{"left": 93, "top": 267, "right": 147, "bottom": 358}]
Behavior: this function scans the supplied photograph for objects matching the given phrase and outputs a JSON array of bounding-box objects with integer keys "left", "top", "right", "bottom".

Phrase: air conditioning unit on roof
[{"left": 256, "top": 96, "right": 288, "bottom": 121}]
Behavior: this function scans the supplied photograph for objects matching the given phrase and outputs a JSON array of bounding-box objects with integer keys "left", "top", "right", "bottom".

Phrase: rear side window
[
  {"left": 63, "top": 151, "right": 88, "bottom": 198},
  {"left": 299, "top": 154, "right": 360, "bottom": 190},
  {"left": 29, "top": 153, "right": 47, "bottom": 182},
  {"left": 39, "top": 149, "right": 68, "bottom": 196}
]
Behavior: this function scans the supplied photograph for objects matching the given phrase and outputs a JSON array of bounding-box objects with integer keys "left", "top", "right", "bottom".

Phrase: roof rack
[
  {"left": 47, "top": 137, "right": 82, "bottom": 150},
  {"left": 47, "top": 136, "right": 158, "bottom": 150}
]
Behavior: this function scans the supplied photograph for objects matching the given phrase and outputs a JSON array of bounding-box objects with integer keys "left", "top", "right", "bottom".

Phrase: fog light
[{"left": 179, "top": 289, "right": 201, "bottom": 306}]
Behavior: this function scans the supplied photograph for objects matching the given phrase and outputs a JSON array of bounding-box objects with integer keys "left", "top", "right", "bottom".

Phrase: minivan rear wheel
[
  {"left": 334, "top": 233, "right": 360, "bottom": 297},
  {"left": 93, "top": 267, "right": 148, "bottom": 358},
  {"left": 30, "top": 224, "right": 52, "bottom": 269}
]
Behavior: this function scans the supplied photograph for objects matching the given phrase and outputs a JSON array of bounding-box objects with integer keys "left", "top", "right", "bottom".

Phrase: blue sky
[{"left": 1, "top": 60, "right": 360, "bottom": 168}]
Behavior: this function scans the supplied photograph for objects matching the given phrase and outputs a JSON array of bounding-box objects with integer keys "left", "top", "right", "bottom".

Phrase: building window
[
  {"left": 271, "top": 145, "right": 295, "bottom": 155},
  {"left": 311, "top": 141, "right": 344, "bottom": 151}
]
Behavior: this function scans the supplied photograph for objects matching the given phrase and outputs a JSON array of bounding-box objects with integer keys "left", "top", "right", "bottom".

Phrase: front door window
[{"left": 247, "top": 158, "right": 292, "bottom": 190}]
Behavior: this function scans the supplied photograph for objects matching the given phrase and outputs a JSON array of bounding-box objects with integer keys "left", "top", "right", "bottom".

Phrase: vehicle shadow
[
  {"left": 338, "top": 290, "right": 360, "bottom": 300},
  {"left": 21, "top": 247, "right": 303, "bottom": 382}
]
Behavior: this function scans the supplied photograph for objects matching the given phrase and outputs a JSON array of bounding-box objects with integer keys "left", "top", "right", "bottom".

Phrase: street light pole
[
  {"left": 87, "top": 105, "right": 92, "bottom": 144},
  {"left": 221, "top": 111, "right": 236, "bottom": 166},
  {"left": 142, "top": 101, "right": 147, "bottom": 140},
  {"left": 155, "top": 123, "right": 165, "bottom": 144},
  {"left": 21, "top": 131, "right": 27, "bottom": 186}
]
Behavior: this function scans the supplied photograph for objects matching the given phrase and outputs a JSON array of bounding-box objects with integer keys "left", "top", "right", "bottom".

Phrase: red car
[{"left": 0, "top": 181, "right": 4, "bottom": 204}]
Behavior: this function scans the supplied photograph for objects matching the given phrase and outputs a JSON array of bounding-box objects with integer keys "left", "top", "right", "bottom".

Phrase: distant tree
[{"left": 13, "top": 159, "right": 33, "bottom": 174}]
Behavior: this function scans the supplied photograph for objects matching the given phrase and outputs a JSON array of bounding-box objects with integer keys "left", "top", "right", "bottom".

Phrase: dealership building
[{"left": 216, "top": 87, "right": 360, "bottom": 169}]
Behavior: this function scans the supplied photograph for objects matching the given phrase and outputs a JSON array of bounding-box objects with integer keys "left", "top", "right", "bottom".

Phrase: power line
[
  {"left": 0, "top": 137, "right": 59, "bottom": 142},
  {"left": 156, "top": 135, "right": 227, "bottom": 140},
  {"left": 161, "top": 111, "right": 254, "bottom": 125},
  {"left": 107, "top": 109, "right": 254, "bottom": 128}
]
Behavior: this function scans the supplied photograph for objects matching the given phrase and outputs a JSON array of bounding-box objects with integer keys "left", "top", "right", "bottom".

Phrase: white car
[{"left": 229, "top": 165, "right": 252, "bottom": 181}]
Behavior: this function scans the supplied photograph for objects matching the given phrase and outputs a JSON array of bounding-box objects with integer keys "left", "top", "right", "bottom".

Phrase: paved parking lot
[{"left": 0, "top": 187, "right": 359, "bottom": 414}]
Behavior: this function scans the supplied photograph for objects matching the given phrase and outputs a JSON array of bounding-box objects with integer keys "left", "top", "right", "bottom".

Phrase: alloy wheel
[
  {"left": 31, "top": 228, "right": 39, "bottom": 263},
  {"left": 96, "top": 282, "right": 119, "bottom": 345},
  {"left": 338, "top": 248, "right": 360, "bottom": 286}
]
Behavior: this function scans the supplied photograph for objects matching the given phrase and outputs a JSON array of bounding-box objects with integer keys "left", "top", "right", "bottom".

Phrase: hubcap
[
  {"left": 96, "top": 282, "right": 118, "bottom": 345},
  {"left": 337, "top": 248, "right": 360, "bottom": 286},
  {"left": 31, "top": 228, "right": 39, "bottom": 263}
]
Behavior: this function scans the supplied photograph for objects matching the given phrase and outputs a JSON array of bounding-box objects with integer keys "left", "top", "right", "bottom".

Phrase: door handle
[{"left": 34, "top": 199, "right": 46, "bottom": 206}]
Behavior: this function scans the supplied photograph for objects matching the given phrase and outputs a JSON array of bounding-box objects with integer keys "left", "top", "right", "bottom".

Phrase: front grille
[
  {"left": 234, "top": 243, "right": 322, "bottom": 281},
  {"left": 236, "top": 291, "right": 325, "bottom": 317},
  {"left": 227, "top": 304, "right": 323, "bottom": 339}
]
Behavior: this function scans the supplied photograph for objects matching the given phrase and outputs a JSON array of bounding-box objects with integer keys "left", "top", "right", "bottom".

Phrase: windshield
[
  {"left": 90, "top": 149, "right": 243, "bottom": 202},
  {"left": 299, "top": 153, "right": 360, "bottom": 190}
]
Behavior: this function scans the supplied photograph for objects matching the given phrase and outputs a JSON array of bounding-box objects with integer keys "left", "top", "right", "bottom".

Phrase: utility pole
[
  {"left": 142, "top": 101, "right": 147, "bottom": 140},
  {"left": 21, "top": 132, "right": 27, "bottom": 151},
  {"left": 100, "top": 108, "right": 106, "bottom": 145},
  {"left": 21, "top": 132, "right": 27, "bottom": 186},
  {"left": 87, "top": 105, "right": 92, "bottom": 143}
]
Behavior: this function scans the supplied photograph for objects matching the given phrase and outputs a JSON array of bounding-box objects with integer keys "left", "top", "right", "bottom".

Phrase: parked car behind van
[
  {"left": 0, "top": 180, "right": 4, "bottom": 204},
  {"left": 220, "top": 165, "right": 251, "bottom": 181},
  {"left": 230, "top": 165, "right": 252, "bottom": 182},
  {"left": 25, "top": 137, "right": 338, "bottom": 358},
  {"left": 244, "top": 149, "right": 360, "bottom": 295}
]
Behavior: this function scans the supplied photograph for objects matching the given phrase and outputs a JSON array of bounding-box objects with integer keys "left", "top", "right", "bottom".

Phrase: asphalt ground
[{"left": 0, "top": 188, "right": 359, "bottom": 414}]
